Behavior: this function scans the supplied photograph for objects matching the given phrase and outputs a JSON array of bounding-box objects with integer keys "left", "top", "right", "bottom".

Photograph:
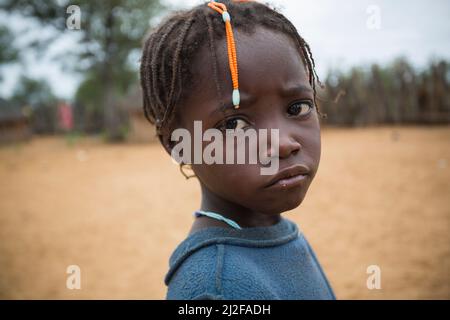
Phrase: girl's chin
[{"left": 253, "top": 194, "right": 306, "bottom": 215}]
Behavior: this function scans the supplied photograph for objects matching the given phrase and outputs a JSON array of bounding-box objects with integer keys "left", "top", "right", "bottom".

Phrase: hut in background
[
  {"left": 120, "top": 86, "right": 158, "bottom": 143},
  {"left": 0, "top": 98, "right": 32, "bottom": 144}
]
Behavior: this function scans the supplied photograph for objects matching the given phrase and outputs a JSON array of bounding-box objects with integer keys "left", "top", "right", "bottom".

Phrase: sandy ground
[{"left": 0, "top": 126, "right": 449, "bottom": 299}]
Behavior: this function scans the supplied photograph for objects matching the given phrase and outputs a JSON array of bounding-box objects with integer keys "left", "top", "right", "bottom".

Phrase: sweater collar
[{"left": 165, "top": 217, "right": 299, "bottom": 285}]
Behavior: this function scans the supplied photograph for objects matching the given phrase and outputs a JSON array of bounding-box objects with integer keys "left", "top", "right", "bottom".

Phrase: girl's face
[{"left": 167, "top": 26, "right": 321, "bottom": 217}]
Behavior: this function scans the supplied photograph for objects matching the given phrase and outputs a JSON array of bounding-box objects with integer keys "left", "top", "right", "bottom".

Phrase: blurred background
[{"left": 0, "top": 0, "right": 449, "bottom": 299}]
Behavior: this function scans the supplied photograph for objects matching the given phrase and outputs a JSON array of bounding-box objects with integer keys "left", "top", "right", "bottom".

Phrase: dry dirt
[{"left": 0, "top": 126, "right": 449, "bottom": 299}]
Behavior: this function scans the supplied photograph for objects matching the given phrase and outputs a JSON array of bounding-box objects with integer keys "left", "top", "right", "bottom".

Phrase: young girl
[{"left": 140, "top": 0, "right": 335, "bottom": 300}]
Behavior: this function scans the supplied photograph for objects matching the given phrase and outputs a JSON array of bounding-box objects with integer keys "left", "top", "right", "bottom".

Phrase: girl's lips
[
  {"left": 264, "top": 164, "right": 310, "bottom": 189},
  {"left": 266, "top": 173, "right": 308, "bottom": 189}
]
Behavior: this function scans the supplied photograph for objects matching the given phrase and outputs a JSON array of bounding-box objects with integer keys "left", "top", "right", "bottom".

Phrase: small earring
[{"left": 179, "top": 163, "right": 196, "bottom": 179}]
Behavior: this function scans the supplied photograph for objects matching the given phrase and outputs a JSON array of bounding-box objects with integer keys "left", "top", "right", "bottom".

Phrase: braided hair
[{"left": 140, "top": 0, "right": 324, "bottom": 139}]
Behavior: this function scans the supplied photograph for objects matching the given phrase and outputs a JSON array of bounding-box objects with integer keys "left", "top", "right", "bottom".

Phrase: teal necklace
[{"left": 194, "top": 210, "right": 242, "bottom": 230}]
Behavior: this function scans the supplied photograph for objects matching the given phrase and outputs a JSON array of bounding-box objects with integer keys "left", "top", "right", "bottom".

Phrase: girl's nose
[
  {"left": 265, "top": 133, "right": 302, "bottom": 159},
  {"left": 278, "top": 135, "right": 302, "bottom": 159}
]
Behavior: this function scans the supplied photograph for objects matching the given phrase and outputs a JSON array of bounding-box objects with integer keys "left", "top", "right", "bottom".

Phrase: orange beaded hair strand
[{"left": 207, "top": 0, "right": 252, "bottom": 109}]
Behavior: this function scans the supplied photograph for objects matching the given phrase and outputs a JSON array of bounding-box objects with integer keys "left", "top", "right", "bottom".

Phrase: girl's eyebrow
[
  {"left": 279, "top": 83, "right": 314, "bottom": 97},
  {"left": 208, "top": 84, "right": 313, "bottom": 118}
]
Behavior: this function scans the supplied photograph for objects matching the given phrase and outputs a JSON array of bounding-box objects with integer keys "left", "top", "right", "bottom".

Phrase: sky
[{"left": 1, "top": 0, "right": 449, "bottom": 99}]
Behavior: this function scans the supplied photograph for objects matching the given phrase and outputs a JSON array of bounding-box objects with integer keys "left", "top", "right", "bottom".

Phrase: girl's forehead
[
  {"left": 190, "top": 26, "right": 310, "bottom": 102},
  {"left": 177, "top": 27, "right": 313, "bottom": 128}
]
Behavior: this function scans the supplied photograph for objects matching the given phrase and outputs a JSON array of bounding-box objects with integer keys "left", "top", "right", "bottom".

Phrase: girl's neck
[{"left": 198, "top": 183, "right": 281, "bottom": 229}]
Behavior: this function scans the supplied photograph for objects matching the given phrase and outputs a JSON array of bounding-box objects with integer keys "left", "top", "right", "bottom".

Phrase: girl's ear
[{"left": 158, "top": 134, "right": 175, "bottom": 156}]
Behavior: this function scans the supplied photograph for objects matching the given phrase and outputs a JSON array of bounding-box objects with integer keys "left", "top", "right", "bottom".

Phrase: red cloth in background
[{"left": 58, "top": 102, "right": 73, "bottom": 131}]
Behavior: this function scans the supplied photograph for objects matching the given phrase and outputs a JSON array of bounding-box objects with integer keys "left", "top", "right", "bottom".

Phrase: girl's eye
[
  {"left": 287, "top": 101, "right": 313, "bottom": 117},
  {"left": 221, "top": 118, "right": 249, "bottom": 131}
]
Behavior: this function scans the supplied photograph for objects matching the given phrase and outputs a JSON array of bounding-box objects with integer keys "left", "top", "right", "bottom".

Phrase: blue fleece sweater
[{"left": 164, "top": 217, "right": 336, "bottom": 300}]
